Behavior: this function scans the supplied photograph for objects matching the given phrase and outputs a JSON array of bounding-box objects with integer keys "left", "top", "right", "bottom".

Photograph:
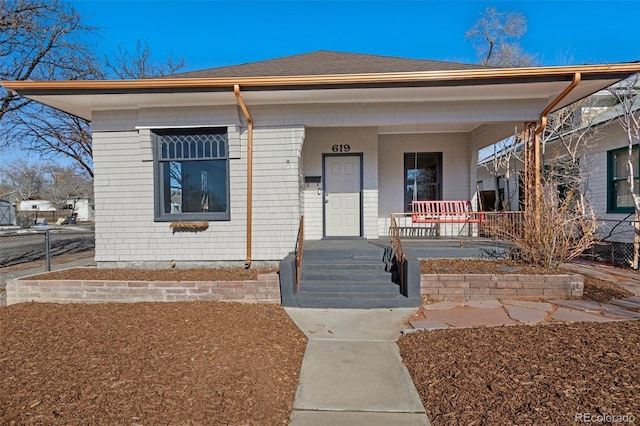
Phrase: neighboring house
[
  {"left": 15, "top": 200, "right": 56, "bottom": 212},
  {"left": 477, "top": 80, "right": 640, "bottom": 245},
  {"left": 579, "top": 95, "right": 640, "bottom": 245},
  {"left": 3, "top": 51, "right": 640, "bottom": 267}
]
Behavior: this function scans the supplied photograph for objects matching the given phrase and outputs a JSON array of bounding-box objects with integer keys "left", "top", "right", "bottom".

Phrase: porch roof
[{"left": 2, "top": 51, "right": 640, "bottom": 123}]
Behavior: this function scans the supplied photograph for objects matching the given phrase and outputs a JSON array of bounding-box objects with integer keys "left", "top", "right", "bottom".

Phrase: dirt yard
[
  {"left": 0, "top": 302, "right": 306, "bottom": 425},
  {"left": 2, "top": 260, "right": 637, "bottom": 424},
  {"left": 399, "top": 321, "right": 640, "bottom": 425}
]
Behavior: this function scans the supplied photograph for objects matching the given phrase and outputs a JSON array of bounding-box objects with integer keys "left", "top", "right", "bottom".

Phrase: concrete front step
[
  {"left": 302, "top": 251, "right": 382, "bottom": 260},
  {"left": 291, "top": 239, "right": 413, "bottom": 308},
  {"left": 301, "top": 270, "right": 392, "bottom": 282},
  {"left": 294, "top": 293, "right": 422, "bottom": 309},
  {"left": 300, "top": 280, "right": 399, "bottom": 294},
  {"left": 302, "top": 261, "right": 387, "bottom": 271}
]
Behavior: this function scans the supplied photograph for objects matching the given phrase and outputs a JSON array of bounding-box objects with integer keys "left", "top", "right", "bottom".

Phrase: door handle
[{"left": 324, "top": 192, "right": 329, "bottom": 204}]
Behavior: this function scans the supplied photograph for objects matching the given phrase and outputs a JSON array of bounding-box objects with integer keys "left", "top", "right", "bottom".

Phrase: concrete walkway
[
  {"left": 284, "top": 260, "right": 640, "bottom": 425},
  {"left": 407, "top": 259, "right": 640, "bottom": 330},
  {"left": 408, "top": 297, "right": 640, "bottom": 331},
  {"left": 285, "top": 308, "right": 430, "bottom": 425}
]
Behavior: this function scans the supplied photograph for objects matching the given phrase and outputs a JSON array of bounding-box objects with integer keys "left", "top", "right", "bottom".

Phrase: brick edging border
[
  {"left": 6, "top": 272, "right": 583, "bottom": 305},
  {"left": 420, "top": 273, "right": 584, "bottom": 301},
  {"left": 6, "top": 273, "right": 281, "bottom": 305}
]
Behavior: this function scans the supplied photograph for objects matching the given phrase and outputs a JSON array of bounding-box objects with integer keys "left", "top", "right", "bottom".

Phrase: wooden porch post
[{"left": 522, "top": 122, "right": 537, "bottom": 212}]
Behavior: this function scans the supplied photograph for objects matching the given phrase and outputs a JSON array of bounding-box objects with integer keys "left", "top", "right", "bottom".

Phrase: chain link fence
[
  {"left": 0, "top": 227, "right": 96, "bottom": 289},
  {"left": 582, "top": 218, "right": 638, "bottom": 268}
]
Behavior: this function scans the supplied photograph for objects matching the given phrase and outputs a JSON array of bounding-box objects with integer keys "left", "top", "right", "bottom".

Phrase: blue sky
[
  {"left": 72, "top": 0, "right": 640, "bottom": 71},
  {"left": 4, "top": 0, "right": 640, "bottom": 168}
]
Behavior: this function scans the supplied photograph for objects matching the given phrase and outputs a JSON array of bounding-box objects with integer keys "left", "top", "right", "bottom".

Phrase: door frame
[{"left": 322, "top": 153, "right": 364, "bottom": 238}]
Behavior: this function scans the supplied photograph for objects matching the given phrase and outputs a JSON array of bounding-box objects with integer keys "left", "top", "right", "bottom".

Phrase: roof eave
[{"left": 3, "top": 63, "right": 640, "bottom": 94}]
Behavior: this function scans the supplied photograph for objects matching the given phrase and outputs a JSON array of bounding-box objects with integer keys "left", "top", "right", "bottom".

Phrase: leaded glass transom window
[{"left": 153, "top": 128, "right": 230, "bottom": 221}]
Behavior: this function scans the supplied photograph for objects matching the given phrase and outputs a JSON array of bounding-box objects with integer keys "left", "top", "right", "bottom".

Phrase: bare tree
[
  {"left": 105, "top": 40, "right": 185, "bottom": 80},
  {"left": 0, "top": 160, "right": 45, "bottom": 200},
  {"left": 540, "top": 96, "right": 605, "bottom": 215},
  {"left": 40, "top": 163, "right": 92, "bottom": 208},
  {"left": 9, "top": 105, "right": 94, "bottom": 177},
  {"left": 0, "top": 160, "right": 91, "bottom": 203},
  {"left": 466, "top": 6, "right": 537, "bottom": 67},
  {"left": 1, "top": 0, "right": 186, "bottom": 177},
  {"left": 0, "top": 0, "right": 99, "bottom": 122},
  {"left": 7, "top": 42, "right": 185, "bottom": 177},
  {"left": 484, "top": 98, "right": 607, "bottom": 267}
]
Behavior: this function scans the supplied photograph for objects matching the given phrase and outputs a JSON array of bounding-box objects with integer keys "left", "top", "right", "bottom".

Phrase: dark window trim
[
  {"left": 607, "top": 144, "right": 639, "bottom": 214},
  {"left": 153, "top": 128, "right": 230, "bottom": 222},
  {"left": 403, "top": 152, "right": 443, "bottom": 212}
]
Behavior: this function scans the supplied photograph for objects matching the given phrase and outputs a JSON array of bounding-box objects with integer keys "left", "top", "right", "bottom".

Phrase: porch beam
[{"left": 533, "top": 73, "right": 582, "bottom": 202}]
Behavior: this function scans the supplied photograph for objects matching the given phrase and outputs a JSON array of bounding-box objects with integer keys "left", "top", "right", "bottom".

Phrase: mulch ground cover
[
  {"left": 399, "top": 321, "right": 640, "bottom": 425},
  {"left": 421, "top": 258, "right": 559, "bottom": 275},
  {"left": 0, "top": 302, "right": 306, "bottom": 425},
  {"left": 4, "top": 260, "right": 638, "bottom": 425},
  {"left": 582, "top": 276, "right": 634, "bottom": 303},
  {"left": 26, "top": 266, "right": 279, "bottom": 282}
]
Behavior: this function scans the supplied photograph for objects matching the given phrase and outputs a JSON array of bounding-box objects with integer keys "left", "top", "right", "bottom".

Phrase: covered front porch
[{"left": 298, "top": 123, "right": 528, "bottom": 241}]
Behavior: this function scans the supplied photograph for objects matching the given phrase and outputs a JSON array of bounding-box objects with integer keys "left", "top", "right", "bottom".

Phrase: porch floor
[{"left": 307, "top": 237, "right": 512, "bottom": 260}]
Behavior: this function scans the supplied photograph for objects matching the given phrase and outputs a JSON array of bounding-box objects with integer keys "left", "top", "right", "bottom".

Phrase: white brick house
[{"left": 4, "top": 51, "right": 640, "bottom": 267}]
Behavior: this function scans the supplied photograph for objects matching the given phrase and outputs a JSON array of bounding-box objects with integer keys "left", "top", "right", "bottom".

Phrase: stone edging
[
  {"left": 6, "top": 273, "right": 280, "bottom": 306},
  {"left": 420, "top": 273, "right": 584, "bottom": 301}
]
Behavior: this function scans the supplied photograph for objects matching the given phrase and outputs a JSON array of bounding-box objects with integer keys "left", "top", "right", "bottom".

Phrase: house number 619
[{"left": 331, "top": 144, "right": 351, "bottom": 152}]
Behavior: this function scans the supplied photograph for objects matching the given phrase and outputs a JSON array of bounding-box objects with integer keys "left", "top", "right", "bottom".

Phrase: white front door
[{"left": 324, "top": 155, "right": 361, "bottom": 237}]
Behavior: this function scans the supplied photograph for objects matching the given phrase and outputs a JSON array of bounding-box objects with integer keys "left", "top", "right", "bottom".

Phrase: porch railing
[
  {"left": 388, "top": 212, "right": 481, "bottom": 238},
  {"left": 295, "top": 215, "right": 304, "bottom": 292},
  {"left": 389, "top": 213, "right": 406, "bottom": 290},
  {"left": 383, "top": 211, "right": 525, "bottom": 241},
  {"left": 479, "top": 211, "right": 525, "bottom": 240}
]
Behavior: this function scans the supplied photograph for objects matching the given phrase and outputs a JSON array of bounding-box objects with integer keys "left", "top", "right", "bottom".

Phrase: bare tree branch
[
  {"left": 1, "top": 0, "right": 187, "bottom": 177},
  {"left": 466, "top": 6, "right": 537, "bottom": 67},
  {"left": 0, "top": 0, "right": 99, "bottom": 121},
  {"left": 8, "top": 103, "right": 94, "bottom": 177},
  {"left": 105, "top": 40, "right": 185, "bottom": 79}
]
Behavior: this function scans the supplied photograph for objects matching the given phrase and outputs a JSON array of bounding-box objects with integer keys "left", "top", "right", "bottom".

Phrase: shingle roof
[{"left": 167, "top": 50, "right": 487, "bottom": 78}]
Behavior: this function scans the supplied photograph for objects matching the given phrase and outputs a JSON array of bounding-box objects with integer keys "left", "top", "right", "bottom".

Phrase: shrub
[{"left": 494, "top": 185, "right": 598, "bottom": 269}]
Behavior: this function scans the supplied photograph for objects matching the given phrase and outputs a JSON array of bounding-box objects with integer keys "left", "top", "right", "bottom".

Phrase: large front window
[
  {"left": 404, "top": 152, "right": 442, "bottom": 212},
  {"left": 607, "top": 145, "right": 639, "bottom": 213},
  {"left": 154, "top": 128, "right": 229, "bottom": 221}
]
